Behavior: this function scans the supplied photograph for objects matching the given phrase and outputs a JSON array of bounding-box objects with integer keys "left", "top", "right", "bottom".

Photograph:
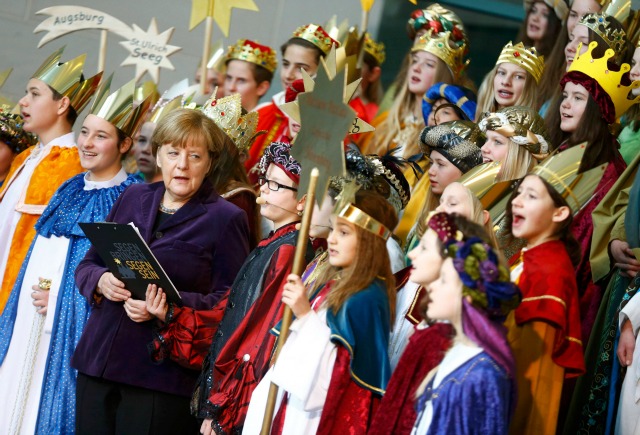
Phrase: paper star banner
[
  {"left": 34, "top": 6, "right": 131, "bottom": 47},
  {"left": 290, "top": 59, "right": 353, "bottom": 206},
  {"left": 189, "top": 0, "right": 259, "bottom": 36},
  {"left": 119, "top": 19, "right": 181, "bottom": 82}
]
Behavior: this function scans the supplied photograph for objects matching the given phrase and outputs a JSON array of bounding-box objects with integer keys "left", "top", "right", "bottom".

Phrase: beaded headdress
[
  {"left": 0, "top": 105, "right": 37, "bottom": 153},
  {"left": 200, "top": 92, "right": 260, "bottom": 153},
  {"left": 564, "top": 41, "right": 640, "bottom": 122},
  {"left": 292, "top": 24, "right": 340, "bottom": 55},
  {"left": 420, "top": 120, "right": 483, "bottom": 173},
  {"left": 406, "top": 3, "right": 468, "bottom": 45},
  {"left": 412, "top": 29, "right": 468, "bottom": 78},
  {"left": 579, "top": 13, "right": 627, "bottom": 54},
  {"left": 89, "top": 77, "right": 152, "bottom": 138},
  {"left": 478, "top": 105, "right": 550, "bottom": 160},
  {"left": 32, "top": 47, "right": 102, "bottom": 113},
  {"left": 364, "top": 33, "right": 386, "bottom": 65},
  {"left": 496, "top": 41, "right": 545, "bottom": 84},
  {"left": 334, "top": 149, "right": 411, "bottom": 213},
  {"left": 259, "top": 141, "right": 302, "bottom": 185},
  {"left": 224, "top": 39, "right": 277, "bottom": 73}
]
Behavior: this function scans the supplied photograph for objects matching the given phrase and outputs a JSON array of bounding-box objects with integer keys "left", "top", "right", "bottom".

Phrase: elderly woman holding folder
[{"left": 72, "top": 109, "right": 250, "bottom": 434}]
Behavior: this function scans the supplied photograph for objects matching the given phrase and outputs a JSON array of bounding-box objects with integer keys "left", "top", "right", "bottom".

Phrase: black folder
[{"left": 79, "top": 222, "right": 182, "bottom": 306}]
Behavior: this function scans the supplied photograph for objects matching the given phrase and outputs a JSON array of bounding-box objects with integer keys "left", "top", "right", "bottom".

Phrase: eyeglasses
[{"left": 258, "top": 176, "right": 298, "bottom": 192}]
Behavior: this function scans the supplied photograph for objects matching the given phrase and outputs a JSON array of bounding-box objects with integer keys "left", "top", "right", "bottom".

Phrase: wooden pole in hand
[{"left": 260, "top": 167, "right": 319, "bottom": 434}]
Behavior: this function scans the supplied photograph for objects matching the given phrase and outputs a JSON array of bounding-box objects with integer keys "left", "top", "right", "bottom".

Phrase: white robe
[
  {"left": 243, "top": 308, "right": 337, "bottom": 435},
  {"left": 0, "top": 133, "right": 76, "bottom": 290},
  {"left": 0, "top": 169, "right": 126, "bottom": 435},
  {"left": 615, "top": 290, "right": 640, "bottom": 435}
]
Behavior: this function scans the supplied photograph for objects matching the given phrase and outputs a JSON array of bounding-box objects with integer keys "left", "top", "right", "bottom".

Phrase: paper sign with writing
[
  {"left": 35, "top": 6, "right": 131, "bottom": 47},
  {"left": 119, "top": 19, "right": 181, "bottom": 82}
]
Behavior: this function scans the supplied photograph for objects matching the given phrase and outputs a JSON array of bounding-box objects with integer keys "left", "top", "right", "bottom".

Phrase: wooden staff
[
  {"left": 260, "top": 167, "right": 319, "bottom": 434},
  {"left": 98, "top": 30, "right": 108, "bottom": 73},
  {"left": 200, "top": 15, "right": 213, "bottom": 96}
]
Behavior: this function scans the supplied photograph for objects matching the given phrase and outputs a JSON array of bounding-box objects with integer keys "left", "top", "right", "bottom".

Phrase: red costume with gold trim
[
  {"left": 512, "top": 240, "right": 585, "bottom": 375},
  {"left": 0, "top": 143, "right": 82, "bottom": 311},
  {"left": 245, "top": 94, "right": 289, "bottom": 185}
]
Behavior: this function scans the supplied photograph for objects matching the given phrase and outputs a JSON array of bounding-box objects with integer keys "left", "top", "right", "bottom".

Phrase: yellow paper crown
[
  {"left": 569, "top": 41, "right": 640, "bottom": 119},
  {"left": 89, "top": 77, "right": 152, "bottom": 138},
  {"left": 225, "top": 39, "right": 277, "bottom": 73},
  {"left": 336, "top": 203, "right": 391, "bottom": 240},
  {"left": 412, "top": 29, "right": 468, "bottom": 78},
  {"left": 32, "top": 47, "right": 102, "bottom": 113},
  {"left": 292, "top": 24, "right": 340, "bottom": 55},
  {"left": 364, "top": 33, "right": 386, "bottom": 65},
  {"left": 531, "top": 143, "right": 608, "bottom": 213},
  {"left": 579, "top": 13, "right": 627, "bottom": 54},
  {"left": 200, "top": 92, "right": 259, "bottom": 153},
  {"left": 496, "top": 41, "right": 545, "bottom": 83}
]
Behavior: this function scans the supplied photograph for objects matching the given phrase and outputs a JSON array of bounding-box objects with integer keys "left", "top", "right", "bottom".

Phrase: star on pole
[
  {"left": 189, "top": 0, "right": 259, "bottom": 36},
  {"left": 290, "top": 59, "right": 354, "bottom": 206},
  {"left": 119, "top": 18, "right": 181, "bottom": 82}
]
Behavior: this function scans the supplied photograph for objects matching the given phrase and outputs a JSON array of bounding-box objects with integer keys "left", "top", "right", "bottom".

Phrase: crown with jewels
[
  {"left": 569, "top": 41, "right": 640, "bottom": 119},
  {"left": 200, "top": 92, "right": 259, "bottom": 153},
  {"left": 225, "top": 39, "right": 277, "bottom": 73},
  {"left": 0, "top": 105, "right": 37, "bottom": 153},
  {"left": 496, "top": 41, "right": 545, "bottom": 83},
  {"left": 292, "top": 24, "right": 340, "bottom": 55},
  {"left": 406, "top": 3, "right": 468, "bottom": 45},
  {"left": 89, "top": 77, "right": 152, "bottom": 138},
  {"left": 364, "top": 33, "right": 385, "bottom": 65},
  {"left": 32, "top": 47, "right": 102, "bottom": 113},
  {"left": 580, "top": 13, "right": 627, "bottom": 54},
  {"left": 412, "top": 29, "right": 468, "bottom": 78}
]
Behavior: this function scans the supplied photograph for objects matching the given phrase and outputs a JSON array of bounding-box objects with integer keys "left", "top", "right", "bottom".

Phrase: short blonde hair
[{"left": 152, "top": 109, "right": 226, "bottom": 164}]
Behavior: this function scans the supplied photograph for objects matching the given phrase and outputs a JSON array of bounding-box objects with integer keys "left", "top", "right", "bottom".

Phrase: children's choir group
[{"left": 2, "top": 0, "right": 640, "bottom": 433}]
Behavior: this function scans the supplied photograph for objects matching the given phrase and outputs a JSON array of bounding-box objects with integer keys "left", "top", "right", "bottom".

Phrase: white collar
[{"left": 83, "top": 167, "right": 128, "bottom": 190}]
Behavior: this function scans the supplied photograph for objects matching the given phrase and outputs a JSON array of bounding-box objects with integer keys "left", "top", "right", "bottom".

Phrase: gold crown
[
  {"left": 412, "top": 29, "right": 468, "bottom": 78},
  {"left": 32, "top": 48, "right": 102, "bottom": 113},
  {"left": 89, "top": 77, "right": 152, "bottom": 138},
  {"left": 531, "top": 143, "right": 608, "bottom": 213},
  {"left": 200, "top": 92, "right": 259, "bottom": 153},
  {"left": 580, "top": 13, "right": 627, "bottom": 54},
  {"left": 496, "top": 41, "right": 545, "bottom": 83},
  {"left": 458, "top": 161, "right": 515, "bottom": 210},
  {"left": 569, "top": 41, "right": 640, "bottom": 119},
  {"left": 293, "top": 24, "right": 340, "bottom": 55},
  {"left": 336, "top": 203, "right": 391, "bottom": 240},
  {"left": 135, "top": 81, "right": 160, "bottom": 106},
  {"left": 225, "top": 39, "right": 277, "bottom": 73},
  {"left": 149, "top": 96, "right": 183, "bottom": 124},
  {"left": 364, "top": 33, "right": 385, "bottom": 65}
]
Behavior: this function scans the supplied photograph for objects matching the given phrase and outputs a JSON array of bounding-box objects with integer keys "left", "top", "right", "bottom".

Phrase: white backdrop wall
[{"left": 0, "top": 0, "right": 383, "bottom": 106}]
